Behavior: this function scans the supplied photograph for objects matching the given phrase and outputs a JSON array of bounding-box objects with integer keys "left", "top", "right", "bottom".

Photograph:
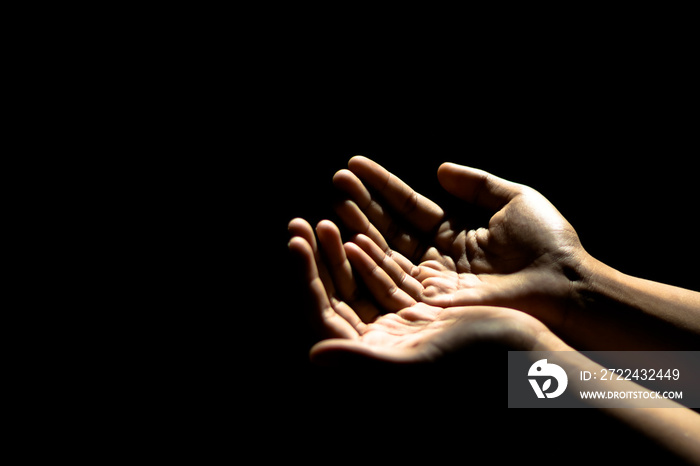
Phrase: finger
[
  {"left": 332, "top": 169, "right": 373, "bottom": 210},
  {"left": 315, "top": 220, "right": 358, "bottom": 302},
  {"left": 288, "top": 236, "right": 359, "bottom": 339},
  {"left": 419, "top": 273, "right": 515, "bottom": 309},
  {"left": 289, "top": 217, "right": 336, "bottom": 296},
  {"left": 310, "top": 339, "right": 433, "bottom": 365},
  {"left": 331, "top": 299, "right": 369, "bottom": 336},
  {"left": 410, "top": 261, "right": 448, "bottom": 282},
  {"left": 334, "top": 169, "right": 425, "bottom": 258},
  {"left": 347, "top": 156, "right": 444, "bottom": 232},
  {"left": 291, "top": 218, "right": 379, "bottom": 325},
  {"left": 384, "top": 249, "right": 416, "bottom": 276},
  {"left": 437, "top": 163, "right": 522, "bottom": 211},
  {"left": 288, "top": 217, "right": 318, "bottom": 253},
  {"left": 344, "top": 242, "right": 417, "bottom": 312},
  {"left": 352, "top": 234, "right": 425, "bottom": 301},
  {"left": 335, "top": 199, "right": 424, "bottom": 260},
  {"left": 334, "top": 200, "right": 390, "bottom": 251}
]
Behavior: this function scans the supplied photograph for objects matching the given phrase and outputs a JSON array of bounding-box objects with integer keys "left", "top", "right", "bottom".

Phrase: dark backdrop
[
  {"left": 243, "top": 100, "right": 697, "bottom": 460},
  {"left": 232, "top": 39, "right": 699, "bottom": 459}
]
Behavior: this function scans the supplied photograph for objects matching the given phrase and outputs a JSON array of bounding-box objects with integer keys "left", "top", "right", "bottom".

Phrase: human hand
[
  {"left": 288, "top": 217, "right": 563, "bottom": 365},
  {"left": 288, "top": 217, "right": 392, "bottom": 339},
  {"left": 333, "top": 156, "right": 589, "bottom": 332}
]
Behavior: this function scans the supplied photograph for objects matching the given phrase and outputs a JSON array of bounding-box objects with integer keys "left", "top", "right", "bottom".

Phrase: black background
[
  {"left": 24, "top": 9, "right": 699, "bottom": 464},
  {"left": 245, "top": 109, "right": 697, "bottom": 461},
  {"left": 233, "top": 28, "right": 698, "bottom": 464}
]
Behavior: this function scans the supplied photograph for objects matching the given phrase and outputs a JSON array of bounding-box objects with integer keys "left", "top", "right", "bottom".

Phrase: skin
[
  {"left": 331, "top": 156, "right": 700, "bottom": 350},
  {"left": 287, "top": 156, "right": 700, "bottom": 463},
  {"left": 288, "top": 217, "right": 562, "bottom": 365},
  {"left": 288, "top": 216, "right": 700, "bottom": 465}
]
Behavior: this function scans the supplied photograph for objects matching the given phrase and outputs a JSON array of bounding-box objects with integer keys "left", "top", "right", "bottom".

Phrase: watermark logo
[{"left": 528, "top": 359, "right": 568, "bottom": 399}]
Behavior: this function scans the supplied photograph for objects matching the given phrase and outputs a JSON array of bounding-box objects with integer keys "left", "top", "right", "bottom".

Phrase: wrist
[
  {"left": 556, "top": 249, "right": 612, "bottom": 347},
  {"left": 567, "top": 250, "right": 607, "bottom": 310},
  {"left": 558, "top": 249, "right": 700, "bottom": 350}
]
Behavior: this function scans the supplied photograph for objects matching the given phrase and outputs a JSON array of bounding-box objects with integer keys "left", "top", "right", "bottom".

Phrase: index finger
[{"left": 348, "top": 156, "right": 444, "bottom": 233}]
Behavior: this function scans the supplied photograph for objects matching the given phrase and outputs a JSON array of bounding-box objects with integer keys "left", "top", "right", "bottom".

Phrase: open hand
[
  {"left": 333, "top": 156, "right": 588, "bottom": 331},
  {"left": 288, "top": 217, "right": 560, "bottom": 365}
]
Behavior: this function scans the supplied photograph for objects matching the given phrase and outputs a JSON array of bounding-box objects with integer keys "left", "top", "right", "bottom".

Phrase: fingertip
[
  {"left": 309, "top": 339, "right": 376, "bottom": 366},
  {"left": 288, "top": 237, "right": 312, "bottom": 270},
  {"left": 332, "top": 168, "right": 355, "bottom": 185},
  {"left": 288, "top": 217, "right": 305, "bottom": 230},
  {"left": 316, "top": 220, "right": 345, "bottom": 258},
  {"left": 347, "top": 234, "right": 382, "bottom": 261},
  {"left": 351, "top": 232, "right": 369, "bottom": 242},
  {"left": 351, "top": 233, "right": 374, "bottom": 251},
  {"left": 287, "top": 236, "right": 310, "bottom": 255},
  {"left": 437, "top": 161, "right": 462, "bottom": 179},
  {"left": 335, "top": 198, "right": 354, "bottom": 209},
  {"left": 334, "top": 199, "right": 363, "bottom": 221},
  {"left": 309, "top": 341, "right": 354, "bottom": 366},
  {"left": 438, "top": 162, "right": 459, "bottom": 171},
  {"left": 437, "top": 161, "right": 473, "bottom": 181},
  {"left": 347, "top": 155, "right": 369, "bottom": 168},
  {"left": 343, "top": 240, "right": 362, "bottom": 256},
  {"left": 288, "top": 217, "right": 313, "bottom": 235},
  {"left": 311, "top": 339, "right": 428, "bottom": 365},
  {"left": 348, "top": 155, "right": 380, "bottom": 178},
  {"left": 316, "top": 219, "right": 339, "bottom": 235},
  {"left": 333, "top": 169, "right": 370, "bottom": 203},
  {"left": 343, "top": 241, "right": 370, "bottom": 269},
  {"left": 308, "top": 344, "right": 331, "bottom": 366}
]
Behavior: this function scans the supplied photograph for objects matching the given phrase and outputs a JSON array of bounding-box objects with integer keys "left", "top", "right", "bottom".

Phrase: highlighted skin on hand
[
  {"left": 333, "top": 156, "right": 587, "bottom": 332},
  {"left": 288, "top": 218, "right": 560, "bottom": 365}
]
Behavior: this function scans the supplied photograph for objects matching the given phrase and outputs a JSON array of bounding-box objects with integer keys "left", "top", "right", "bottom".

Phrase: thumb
[
  {"left": 437, "top": 163, "right": 522, "bottom": 211},
  {"left": 309, "top": 339, "right": 436, "bottom": 366}
]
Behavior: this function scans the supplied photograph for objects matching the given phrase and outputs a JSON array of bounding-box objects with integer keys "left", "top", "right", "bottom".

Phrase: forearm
[
  {"left": 564, "top": 254, "right": 700, "bottom": 350},
  {"left": 536, "top": 346, "right": 700, "bottom": 464}
]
